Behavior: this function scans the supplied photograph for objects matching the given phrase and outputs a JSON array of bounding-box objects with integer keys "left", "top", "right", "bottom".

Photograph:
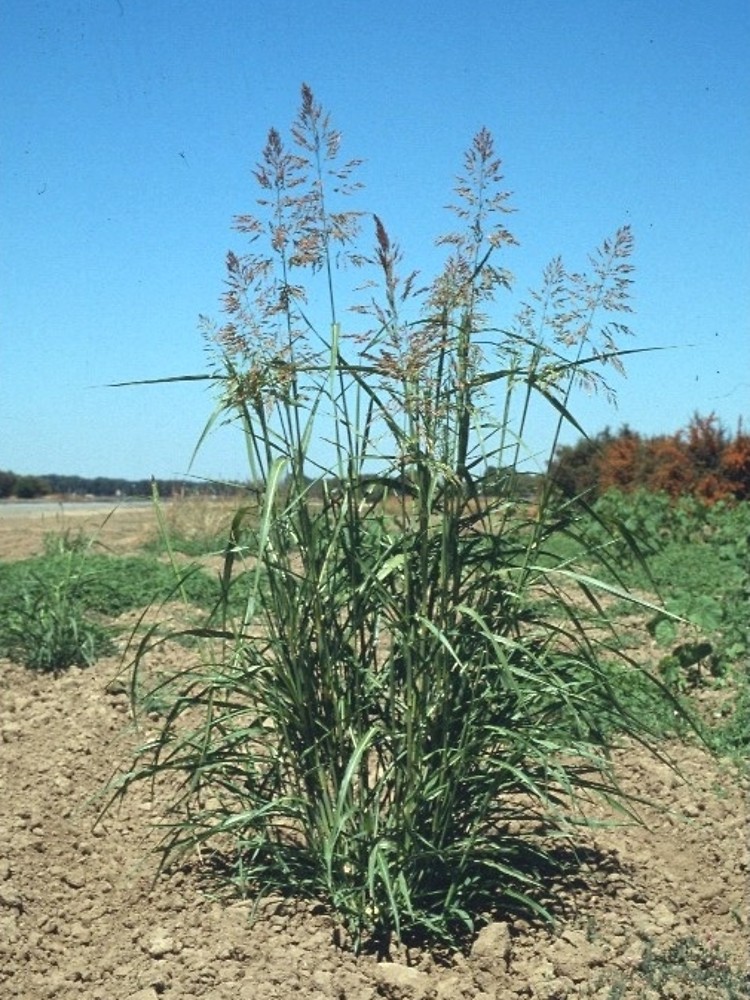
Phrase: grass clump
[
  {"left": 109, "top": 85, "right": 678, "bottom": 952},
  {"left": 0, "top": 543, "right": 222, "bottom": 670},
  {"left": 0, "top": 546, "right": 115, "bottom": 671},
  {"left": 1, "top": 585, "right": 113, "bottom": 672}
]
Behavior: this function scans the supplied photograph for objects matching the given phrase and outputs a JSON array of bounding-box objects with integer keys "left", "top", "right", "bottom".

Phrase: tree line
[
  {"left": 3, "top": 414, "right": 747, "bottom": 504},
  {"left": 0, "top": 472, "right": 246, "bottom": 500},
  {"left": 550, "top": 412, "right": 750, "bottom": 503}
]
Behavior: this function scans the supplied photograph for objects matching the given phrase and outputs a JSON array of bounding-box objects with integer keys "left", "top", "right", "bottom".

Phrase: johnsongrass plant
[{"left": 109, "top": 86, "right": 674, "bottom": 951}]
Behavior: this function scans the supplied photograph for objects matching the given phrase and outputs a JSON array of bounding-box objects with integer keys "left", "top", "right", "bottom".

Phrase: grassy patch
[
  {"left": 0, "top": 548, "right": 222, "bottom": 670},
  {"left": 601, "top": 935, "right": 750, "bottom": 999}
]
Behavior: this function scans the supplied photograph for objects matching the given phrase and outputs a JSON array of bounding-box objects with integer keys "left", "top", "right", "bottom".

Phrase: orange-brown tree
[{"left": 552, "top": 413, "right": 749, "bottom": 502}]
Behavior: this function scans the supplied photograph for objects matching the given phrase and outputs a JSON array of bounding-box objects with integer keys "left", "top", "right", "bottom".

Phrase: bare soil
[{"left": 1, "top": 505, "right": 748, "bottom": 999}]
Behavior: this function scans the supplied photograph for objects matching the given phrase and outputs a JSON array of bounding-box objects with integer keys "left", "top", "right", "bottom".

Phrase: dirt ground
[
  {"left": 1, "top": 504, "right": 748, "bottom": 999},
  {"left": 0, "top": 501, "right": 166, "bottom": 561}
]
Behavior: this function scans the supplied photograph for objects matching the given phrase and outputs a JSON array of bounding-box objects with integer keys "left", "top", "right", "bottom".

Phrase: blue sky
[{"left": 2, "top": 0, "right": 748, "bottom": 482}]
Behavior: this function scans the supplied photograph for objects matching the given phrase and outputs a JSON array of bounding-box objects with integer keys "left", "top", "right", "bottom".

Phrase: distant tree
[
  {"left": 549, "top": 428, "right": 612, "bottom": 499},
  {"left": 13, "top": 475, "right": 50, "bottom": 499},
  {"left": 557, "top": 413, "right": 750, "bottom": 503},
  {"left": 0, "top": 470, "right": 16, "bottom": 498},
  {"left": 597, "top": 432, "right": 643, "bottom": 493},
  {"left": 685, "top": 412, "right": 728, "bottom": 475},
  {"left": 674, "top": 413, "right": 746, "bottom": 503},
  {"left": 643, "top": 436, "right": 694, "bottom": 497},
  {"left": 720, "top": 428, "right": 750, "bottom": 500}
]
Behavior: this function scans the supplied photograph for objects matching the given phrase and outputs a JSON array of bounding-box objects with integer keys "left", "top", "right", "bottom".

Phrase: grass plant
[
  {"left": 109, "top": 85, "right": 683, "bottom": 951},
  {"left": 0, "top": 542, "right": 223, "bottom": 670},
  {"left": 0, "top": 541, "right": 115, "bottom": 671}
]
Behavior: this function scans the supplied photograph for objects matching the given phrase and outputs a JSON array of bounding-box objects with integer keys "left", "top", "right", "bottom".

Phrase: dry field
[{"left": 0, "top": 502, "right": 747, "bottom": 999}]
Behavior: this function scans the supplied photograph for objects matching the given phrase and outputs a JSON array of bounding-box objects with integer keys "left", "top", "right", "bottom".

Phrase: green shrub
[
  {"left": 579, "top": 491, "right": 750, "bottom": 673},
  {"left": 109, "top": 86, "right": 680, "bottom": 951}
]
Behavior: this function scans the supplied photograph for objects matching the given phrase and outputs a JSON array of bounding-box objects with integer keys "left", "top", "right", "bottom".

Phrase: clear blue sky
[{"left": 2, "top": 0, "right": 748, "bottom": 482}]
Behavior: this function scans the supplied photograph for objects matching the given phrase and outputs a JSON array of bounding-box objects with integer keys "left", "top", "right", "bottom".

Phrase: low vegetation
[
  {"left": 598, "top": 935, "right": 750, "bottom": 999},
  {"left": 0, "top": 528, "right": 221, "bottom": 670}
]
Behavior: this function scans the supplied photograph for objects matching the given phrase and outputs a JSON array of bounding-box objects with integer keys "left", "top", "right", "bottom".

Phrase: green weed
[
  {"left": 0, "top": 549, "right": 114, "bottom": 671},
  {"left": 42, "top": 526, "right": 92, "bottom": 556},
  {"left": 602, "top": 935, "right": 750, "bottom": 999},
  {"left": 0, "top": 547, "right": 224, "bottom": 670}
]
